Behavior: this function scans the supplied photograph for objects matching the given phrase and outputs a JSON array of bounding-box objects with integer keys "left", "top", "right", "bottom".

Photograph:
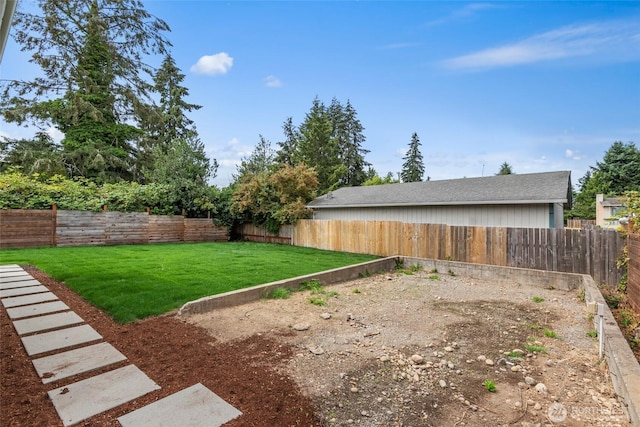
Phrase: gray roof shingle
[{"left": 308, "top": 171, "right": 572, "bottom": 209}]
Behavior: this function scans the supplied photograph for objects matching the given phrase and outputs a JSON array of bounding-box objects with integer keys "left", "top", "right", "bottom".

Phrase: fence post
[{"left": 51, "top": 204, "right": 57, "bottom": 247}]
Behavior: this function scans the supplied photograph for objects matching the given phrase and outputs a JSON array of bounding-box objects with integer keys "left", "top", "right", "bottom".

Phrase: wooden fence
[
  {"left": 237, "top": 223, "right": 293, "bottom": 244},
  {"left": 288, "top": 220, "right": 625, "bottom": 287},
  {"left": 629, "top": 233, "right": 640, "bottom": 312},
  {"left": 0, "top": 209, "right": 227, "bottom": 248},
  {"left": 566, "top": 219, "right": 597, "bottom": 229}
]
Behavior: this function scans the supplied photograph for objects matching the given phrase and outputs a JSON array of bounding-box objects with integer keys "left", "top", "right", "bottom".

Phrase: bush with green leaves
[{"left": 0, "top": 170, "right": 219, "bottom": 218}]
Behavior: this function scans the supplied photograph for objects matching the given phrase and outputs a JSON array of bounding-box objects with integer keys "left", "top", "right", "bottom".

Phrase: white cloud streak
[
  {"left": 190, "top": 52, "right": 234, "bottom": 75},
  {"left": 442, "top": 19, "right": 640, "bottom": 71},
  {"left": 264, "top": 75, "right": 282, "bottom": 87}
]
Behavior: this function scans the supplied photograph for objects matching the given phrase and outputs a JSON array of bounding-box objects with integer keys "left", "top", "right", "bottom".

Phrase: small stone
[
  {"left": 511, "top": 365, "right": 521, "bottom": 372},
  {"left": 524, "top": 376, "right": 536, "bottom": 386},
  {"left": 321, "top": 312, "right": 332, "bottom": 319},
  {"left": 361, "top": 410, "right": 370, "bottom": 417},
  {"left": 411, "top": 354, "right": 424, "bottom": 364},
  {"left": 380, "top": 355, "right": 390, "bottom": 362},
  {"left": 439, "top": 379, "right": 447, "bottom": 388},
  {"left": 545, "top": 359, "right": 554, "bottom": 367},
  {"left": 534, "top": 402, "right": 542, "bottom": 410},
  {"left": 309, "top": 346, "right": 324, "bottom": 355},
  {"left": 447, "top": 362, "right": 455, "bottom": 369},
  {"left": 350, "top": 386, "right": 359, "bottom": 393},
  {"left": 444, "top": 346, "right": 454, "bottom": 352},
  {"left": 514, "top": 401, "right": 522, "bottom": 408},
  {"left": 477, "top": 355, "right": 486, "bottom": 361},
  {"left": 485, "top": 359, "right": 494, "bottom": 366},
  {"left": 293, "top": 323, "right": 310, "bottom": 331},
  {"left": 534, "top": 383, "right": 548, "bottom": 394}
]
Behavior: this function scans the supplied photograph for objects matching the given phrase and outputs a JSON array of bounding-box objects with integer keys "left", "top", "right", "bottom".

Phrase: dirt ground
[
  {"left": 0, "top": 266, "right": 633, "bottom": 427},
  {"left": 187, "top": 269, "right": 631, "bottom": 427}
]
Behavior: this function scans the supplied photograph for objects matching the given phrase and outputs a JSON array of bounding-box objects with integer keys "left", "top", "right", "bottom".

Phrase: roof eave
[{"left": 308, "top": 199, "right": 568, "bottom": 209}]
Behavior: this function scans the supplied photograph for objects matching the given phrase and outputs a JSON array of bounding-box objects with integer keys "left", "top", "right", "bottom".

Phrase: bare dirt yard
[
  {"left": 1, "top": 266, "right": 632, "bottom": 427},
  {"left": 187, "top": 269, "right": 630, "bottom": 427}
]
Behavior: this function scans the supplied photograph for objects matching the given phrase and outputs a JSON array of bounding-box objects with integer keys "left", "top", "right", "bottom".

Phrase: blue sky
[{"left": 1, "top": 1, "right": 639, "bottom": 189}]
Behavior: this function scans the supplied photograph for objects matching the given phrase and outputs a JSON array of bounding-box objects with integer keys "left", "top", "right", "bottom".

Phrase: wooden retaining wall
[
  {"left": 628, "top": 233, "right": 640, "bottom": 312},
  {"left": 0, "top": 209, "right": 56, "bottom": 249},
  {"left": 292, "top": 220, "right": 625, "bottom": 287},
  {"left": 1, "top": 209, "right": 227, "bottom": 248}
]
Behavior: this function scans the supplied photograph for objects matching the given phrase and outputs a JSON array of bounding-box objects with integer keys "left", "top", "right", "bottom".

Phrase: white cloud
[
  {"left": 424, "top": 3, "right": 499, "bottom": 28},
  {"left": 190, "top": 52, "right": 233, "bottom": 75},
  {"left": 442, "top": 19, "right": 640, "bottom": 70},
  {"left": 46, "top": 127, "right": 64, "bottom": 143},
  {"left": 565, "top": 149, "right": 583, "bottom": 161},
  {"left": 264, "top": 75, "right": 282, "bottom": 87}
]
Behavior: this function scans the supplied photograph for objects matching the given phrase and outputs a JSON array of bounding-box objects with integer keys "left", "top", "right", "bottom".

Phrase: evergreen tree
[
  {"left": 569, "top": 141, "right": 639, "bottom": 219},
  {"left": 0, "top": 132, "right": 65, "bottom": 176},
  {"left": 138, "top": 53, "right": 213, "bottom": 185},
  {"left": 235, "top": 135, "right": 276, "bottom": 181},
  {"left": 275, "top": 117, "right": 299, "bottom": 166},
  {"left": 142, "top": 54, "right": 202, "bottom": 152},
  {"left": 595, "top": 141, "right": 640, "bottom": 194},
  {"left": 332, "top": 99, "right": 370, "bottom": 187},
  {"left": 2, "top": 0, "right": 171, "bottom": 182},
  {"left": 296, "top": 98, "right": 337, "bottom": 192},
  {"left": 496, "top": 162, "right": 514, "bottom": 175},
  {"left": 274, "top": 97, "right": 370, "bottom": 193},
  {"left": 400, "top": 132, "right": 425, "bottom": 182}
]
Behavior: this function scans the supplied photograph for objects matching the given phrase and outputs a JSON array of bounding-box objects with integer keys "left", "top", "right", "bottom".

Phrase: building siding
[{"left": 311, "top": 204, "right": 556, "bottom": 228}]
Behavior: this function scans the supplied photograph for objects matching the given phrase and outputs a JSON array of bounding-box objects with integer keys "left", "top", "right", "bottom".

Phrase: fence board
[
  {"left": 2, "top": 209, "right": 227, "bottom": 248},
  {"left": 292, "top": 219, "right": 624, "bottom": 287},
  {"left": 0, "top": 210, "right": 55, "bottom": 248}
]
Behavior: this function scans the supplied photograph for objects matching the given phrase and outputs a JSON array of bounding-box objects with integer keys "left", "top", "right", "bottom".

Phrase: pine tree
[
  {"left": 2, "top": 0, "right": 171, "bottom": 182},
  {"left": 275, "top": 97, "right": 370, "bottom": 193},
  {"left": 496, "top": 162, "right": 514, "bottom": 175},
  {"left": 235, "top": 135, "right": 276, "bottom": 180},
  {"left": 400, "top": 133, "right": 425, "bottom": 182}
]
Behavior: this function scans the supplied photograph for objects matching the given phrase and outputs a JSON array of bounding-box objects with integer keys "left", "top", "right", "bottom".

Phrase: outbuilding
[{"left": 307, "top": 171, "right": 572, "bottom": 229}]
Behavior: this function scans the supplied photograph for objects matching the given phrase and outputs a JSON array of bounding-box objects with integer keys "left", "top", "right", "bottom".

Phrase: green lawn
[{"left": 0, "top": 242, "right": 377, "bottom": 323}]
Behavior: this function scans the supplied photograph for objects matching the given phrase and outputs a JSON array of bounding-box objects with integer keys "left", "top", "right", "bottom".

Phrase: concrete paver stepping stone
[
  {"left": 6, "top": 301, "right": 70, "bottom": 319},
  {"left": 21, "top": 324, "right": 102, "bottom": 356},
  {"left": 0, "top": 268, "right": 29, "bottom": 279},
  {"left": 0, "top": 273, "right": 34, "bottom": 283},
  {"left": 48, "top": 364, "right": 160, "bottom": 427},
  {"left": 1, "top": 291, "right": 58, "bottom": 308},
  {"left": 0, "top": 279, "right": 42, "bottom": 290},
  {"left": 32, "top": 342, "right": 127, "bottom": 384},
  {"left": 118, "top": 383, "right": 242, "bottom": 427},
  {"left": 1, "top": 285, "right": 49, "bottom": 298},
  {"left": 0, "top": 264, "right": 22, "bottom": 270},
  {"left": 13, "top": 311, "right": 84, "bottom": 335}
]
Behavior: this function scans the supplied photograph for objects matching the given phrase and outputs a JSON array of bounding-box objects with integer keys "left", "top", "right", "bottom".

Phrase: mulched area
[{"left": 1, "top": 265, "right": 319, "bottom": 427}]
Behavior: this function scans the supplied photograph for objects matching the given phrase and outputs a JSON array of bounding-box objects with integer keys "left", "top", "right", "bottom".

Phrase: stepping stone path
[{"left": 0, "top": 265, "right": 242, "bottom": 426}]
